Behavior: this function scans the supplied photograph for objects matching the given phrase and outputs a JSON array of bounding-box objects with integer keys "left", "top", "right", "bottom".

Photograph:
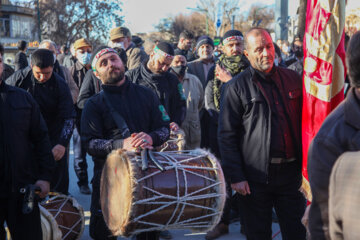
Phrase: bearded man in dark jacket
[
  {"left": 81, "top": 46, "right": 170, "bottom": 240},
  {"left": 218, "top": 28, "right": 306, "bottom": 240},
  {"left": 126, "top": 41, "right": 187, "bottom": 132},
  {"left": 6, "top": 49, "right": 75, "bottom": 195}
]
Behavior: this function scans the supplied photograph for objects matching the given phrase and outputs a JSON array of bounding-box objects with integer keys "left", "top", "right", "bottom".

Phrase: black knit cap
[
  {"left": 195, "top": 35, "right": 214, "bottom": 52},
  {"left": 156, "top": 41, "right": 174, "bottom": 56},
  {"left": 223, "top": 30, "right": 243, "bottom": 40}
]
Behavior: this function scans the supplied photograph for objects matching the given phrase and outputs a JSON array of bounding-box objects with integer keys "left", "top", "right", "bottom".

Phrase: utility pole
[
  {"left": 275, "top": 0, "right": 289, "bottom": 41},
  {"left": 232, "top": 15, "right": 235, "bottom": 30},
  {"left": 37, "top": 0, "right": 41, "bottom": 42}
]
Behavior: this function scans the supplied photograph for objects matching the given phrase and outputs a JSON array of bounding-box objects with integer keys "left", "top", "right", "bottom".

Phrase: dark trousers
[
  {"left": 220, "top": 181, "right": 232, "bottom": 225},
  {"left": 239, "top": 162, "right": 306, "bottom": 240},
  {"left": 136, "top": 232, "right": 160, "bottom": 240},
  {"left": 0, "top": 196, "right": 42, "bottom": 240},
  {"left": 73, "top": 127, "right": 88, "bottom": 187},
  {"left": 89, "top": 214, "right": 117, "bottom": 240},
  {"left": 51, "top": 153, "right": 69, "bottom": 194},
  {"left": 89, "top": 167, "right": 116, "bottom": 240}
]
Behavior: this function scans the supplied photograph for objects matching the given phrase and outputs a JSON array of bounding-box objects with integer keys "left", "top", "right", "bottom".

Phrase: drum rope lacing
[
  {"left": 159, "top": 135, "right": 185, "bottom": 152},
  {"left": 131, "top": 150, "right": 224, "bottom": 234},
  {"left": 43, "top": 196, "right": 83, "bottom": 239}
]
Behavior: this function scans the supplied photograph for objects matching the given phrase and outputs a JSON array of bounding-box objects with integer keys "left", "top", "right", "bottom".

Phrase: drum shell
[
  {"left": 40, "top": 195, "right": 85, "bottom": 240},
  {"left": 101, "top": 149, "right": 226, "bottom": 237}
]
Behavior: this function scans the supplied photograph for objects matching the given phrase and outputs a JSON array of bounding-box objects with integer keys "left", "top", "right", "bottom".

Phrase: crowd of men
[{"left": 1, "top": 24, "right": 359, "bottom": 240}]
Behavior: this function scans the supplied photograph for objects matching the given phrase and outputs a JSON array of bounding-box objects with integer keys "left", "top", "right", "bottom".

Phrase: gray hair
[{"left": 39, "top": 39, "right": 57, "bottom": 49}]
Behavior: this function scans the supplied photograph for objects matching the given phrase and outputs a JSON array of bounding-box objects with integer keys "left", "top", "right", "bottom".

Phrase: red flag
[{"left": 302, "top": 0, "right": 346, "bottom": 196}]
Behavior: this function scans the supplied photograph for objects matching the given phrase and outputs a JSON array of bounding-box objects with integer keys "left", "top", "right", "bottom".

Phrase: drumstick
[
  {"left": 141, "top": 149, "right": 149, "bottom": 171},
  {"left": 148, "top": 150, "right": 165, "bottom": 172}
]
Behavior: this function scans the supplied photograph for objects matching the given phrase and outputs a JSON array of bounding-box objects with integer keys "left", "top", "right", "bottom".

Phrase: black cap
[
  {"left": 223, "top": 30, "right": 243, "bottom": 40},
  {"left": 195, "top": 36, "right": 214, "bottom": 52},
  {"left": 156, "top": 41, "right": 174, "bottom": 56}
]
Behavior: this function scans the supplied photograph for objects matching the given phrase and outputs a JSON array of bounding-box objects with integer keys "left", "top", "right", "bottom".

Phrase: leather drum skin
[{"left": 100, "top": 149, "right": 226, "bottom": 237}]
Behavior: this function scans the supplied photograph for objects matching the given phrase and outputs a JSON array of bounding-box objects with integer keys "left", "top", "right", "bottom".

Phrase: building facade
[{"left": 1, "top": 0, "right": 38, "bottom": 66}]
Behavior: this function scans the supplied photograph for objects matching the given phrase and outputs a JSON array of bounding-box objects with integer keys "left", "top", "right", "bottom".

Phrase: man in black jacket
[
  {"left": 126, "top": 41, "right": 186, "bottom": 132},
  {"left": 308, "top": 31, "right": 360, "bottom": 240},
  {"left": 218, "top": 27, "right": 306, "bottom": 240},
  {"left": 6, "top": 49, "right": 75, "bottom": 195},
  {"left": 174, "top": 30, "right": 195, "bottom": 62},
  {"left": 0, "top": 44, "right": 15, "bottom": 81},
  {"left": 0, "top": 50, "right": 55, "bottom": 239},
  {"left": 81, "top": 46, "right": 170, "bottom": 240},
  {"left": 14, "top": 40, "right": 28, "bottom": 71}
]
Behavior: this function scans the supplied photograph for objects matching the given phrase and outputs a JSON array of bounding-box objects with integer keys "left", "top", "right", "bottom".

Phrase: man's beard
[
  {"left": 103, "top": 67, "right": 125, "bottom": 84},
  {"left": 147, "top": 59, "right": 164, "bottom": 74},
  {"left": 199, "top": 52, "right": 212, "bottom": 60}
]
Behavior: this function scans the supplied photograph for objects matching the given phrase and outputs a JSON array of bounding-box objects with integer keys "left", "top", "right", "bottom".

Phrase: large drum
[
  {"left": 100, "top": 149, "right": 226, "bottom": 237},
  {"left": 40, "top": 194, "right": 85, "bottom": 240}
]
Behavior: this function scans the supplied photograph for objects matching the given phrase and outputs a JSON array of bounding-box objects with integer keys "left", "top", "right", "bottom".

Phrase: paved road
[{"left": 68, "top": 142, "right": 282, "bottom": 240}]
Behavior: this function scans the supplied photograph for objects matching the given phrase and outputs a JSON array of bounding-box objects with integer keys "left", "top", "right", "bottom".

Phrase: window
[
  {"left": 11, "top": 15, "right": 33, "bottom": 39},
  {"left": 0, "top": 15, "right": 10, "bottom": 37}
]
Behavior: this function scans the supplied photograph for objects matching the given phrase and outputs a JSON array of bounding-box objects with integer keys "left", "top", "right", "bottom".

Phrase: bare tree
[
  {"left": 11, "top": 0, "right": 123, "bottom": 46},
  {"left": 297, "top": 0, "right": 307, "bottom": 39},
  {"left": 247, "top": 5, "right": 275, "bottom": 29}
]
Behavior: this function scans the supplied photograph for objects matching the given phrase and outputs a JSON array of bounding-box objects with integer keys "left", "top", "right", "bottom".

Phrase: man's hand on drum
[
  {"left": 131, "top": 132, "right": 153, "bottom": 149},
  {"left": 35, "top": 180, "right": 50, "bottom": 198},
  {"left": 170, "top": 122, "right": 179, "bottom": 132},
  {"left": 231, "top": 181, "right": 251, "bottom": 196}
]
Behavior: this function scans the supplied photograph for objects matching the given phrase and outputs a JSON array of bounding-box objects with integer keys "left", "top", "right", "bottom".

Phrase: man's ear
[
  {"left": 149, "top": 51, "right": 155, "bottom": 61},
  {"left": 243, "top": 49, "right": 249, "bottom": 58},
  {"left": 94, "top": 70, "right": 100, "bottom": 78}
]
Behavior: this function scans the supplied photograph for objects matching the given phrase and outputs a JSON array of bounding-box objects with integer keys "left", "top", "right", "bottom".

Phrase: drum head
[
  {"left": 100, "top": 149, "right": 134, "bottom": 236},
  {"left": 40, "top": 204, "right": 63, "bottom": 240}
]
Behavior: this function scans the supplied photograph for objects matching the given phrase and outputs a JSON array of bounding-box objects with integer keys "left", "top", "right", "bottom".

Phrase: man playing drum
[{"left": 81, "top": 46, "right": 170, "bottom": 240}]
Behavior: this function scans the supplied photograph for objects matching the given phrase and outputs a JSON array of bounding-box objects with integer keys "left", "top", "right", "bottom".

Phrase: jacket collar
[
  {"left": 345, "top": 87, "right": 360, "bottom": 130},
  {"left": 75, "top": 60, "right": 87, "bottom": 72},
  {"left": 102, "top": 77, "right": 130, "bottom": 94},
  {"left": 250, "top": 65, "right": 277, "bottom": 81},
  {"left": 141, "top": 61, "right": 167, "bottom": 82}
]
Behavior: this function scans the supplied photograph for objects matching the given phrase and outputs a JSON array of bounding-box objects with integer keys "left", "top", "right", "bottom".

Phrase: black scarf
[{"left": 140, "top": 62, "right": 168, "bottom": 104}]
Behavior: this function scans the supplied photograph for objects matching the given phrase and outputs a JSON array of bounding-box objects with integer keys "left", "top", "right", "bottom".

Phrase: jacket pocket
[
  {"left": 243, "top": 94, "right": 265, "bottom": 116},
  {"left": 288, "top": 89, "right": 301, "bottom": 99}
]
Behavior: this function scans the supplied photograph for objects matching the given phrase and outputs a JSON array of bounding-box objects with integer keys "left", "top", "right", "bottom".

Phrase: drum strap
[{"left": 101, "top": 91, "right": 130, "bottom": 138}]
